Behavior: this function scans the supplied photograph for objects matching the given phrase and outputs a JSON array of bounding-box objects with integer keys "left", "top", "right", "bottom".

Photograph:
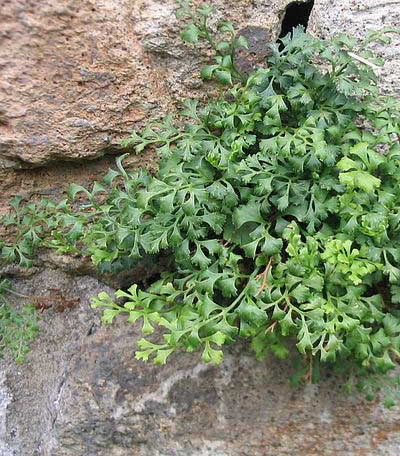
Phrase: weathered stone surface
[
  {"left": 0, "top": 270, "right": 113, "bottom": 456},
  {"left": 1, "top": 0, "right": 398, "bottom": 172},
  {"left": 1, "top": 270, "right": 400, "bottom": 456},
  {"left": 2, "top": 2, "right": 400, "bottom": 456},
  {"left": 0, "top": 0, "right": 296, "bottom": 169},
  {"left": 309, "top": 0, "right": 400, "bottom": 97}
]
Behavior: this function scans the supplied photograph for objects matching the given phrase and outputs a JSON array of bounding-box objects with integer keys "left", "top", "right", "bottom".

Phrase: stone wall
[
  {"left": 1, "top": 0, "right": 398, "bottom": 169},
  {"left": 0, "top": 0, "right": 292, "bottom": 169},
  {"left": 1, "top": 1, "right": 400, "bottom": 455},
  {"left": 1, "top": 270, "right": 400, "bottom": 456},
  {"left": 308, "top": 0, "right": 400, "bottom": 97}
]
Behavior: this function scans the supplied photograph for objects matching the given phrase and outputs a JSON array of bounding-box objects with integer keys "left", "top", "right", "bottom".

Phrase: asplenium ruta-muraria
[
  {"left": 91, "top": 14, "right": 400, "bottom": 377},
  {"left": 2, "top": 2, "right": 400, "bottom": 385}
]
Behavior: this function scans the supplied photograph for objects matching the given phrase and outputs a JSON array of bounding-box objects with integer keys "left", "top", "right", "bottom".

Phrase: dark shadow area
[{"left": 278, "top": 0, "right": 315, "bottom": 40}]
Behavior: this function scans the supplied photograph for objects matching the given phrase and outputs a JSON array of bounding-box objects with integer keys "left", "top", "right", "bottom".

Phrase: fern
[{"left": 1, "top": 3, "right": 400, "bottom": 394}]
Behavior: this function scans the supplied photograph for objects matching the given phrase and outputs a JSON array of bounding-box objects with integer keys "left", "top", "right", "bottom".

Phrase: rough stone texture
[
  {"left": 308, "top": 0, "right": 400, "bottom": 97},
  {"left": 1, "top": 0, "right": 398, "bottom": 171},
  {"left": 0, "top": 372, "right": 13, "bottom": 456},
  {"left": 1, "top": 270, "right": 400, "bottom": 456},
  {"left": 2, "top": 1, "right": 400, "bottom": 456},
  {"left": 0, "top": 270, "right": 114, "bottom": 456},
  {"left": 0, "top": 0, "right": 296, "bottom": 169}
]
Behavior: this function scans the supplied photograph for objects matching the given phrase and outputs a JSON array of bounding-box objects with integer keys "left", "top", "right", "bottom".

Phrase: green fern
[
  {"left": 1, "top": 3, "right": 400, "bottom": 397},
  {"left": 0, "top": 279, "right": 40, "bottom": 363}
]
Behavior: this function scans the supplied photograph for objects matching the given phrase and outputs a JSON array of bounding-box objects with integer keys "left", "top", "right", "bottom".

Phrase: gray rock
[
  {"left": 1, "top": 269, "right": 400, "bottom": 455},
  {"left": 0, "top": 372, "right": 13, "bottom": 456},
  {"left": 0, "top": 270, "right": 112, "bottom": 456},
  {"left": 308, "top": 0, "right": 400, "bottom": 96}
]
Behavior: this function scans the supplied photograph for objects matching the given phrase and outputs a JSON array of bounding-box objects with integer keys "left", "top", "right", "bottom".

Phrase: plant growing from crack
[
  {"left": 0, "top": 276, "right": 79, "bottom": 362},
  {"left": 0, "top": 278, "right": 40, "bottom": 363},
  {"left": 1, "top": 2, "right": 400, "bottom": 400}
]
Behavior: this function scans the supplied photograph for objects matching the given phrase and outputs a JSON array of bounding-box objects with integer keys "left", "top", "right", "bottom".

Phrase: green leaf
[
  {"left": 135, "top": 350, "right": 151, "bottom": 362},
  {"left": 218, "top": 20, "right": 234, "bottom": 34},
  {"left": 215, "top": 70, "right": 232, "bottom": 85},
  {"left": 296, "top": 320, "right": 313, "bottom": 354},
  {"left": 9, "top": 195, "right": 23, "bottom": 212},
  {"left": 202, "top": 342, "right": 224, "bottom": 364},
  {"left": 279, "top": 308, "right": 296, "bottom": 336},
  {"left": 339, "top": 171, "right": 381, "bottom": 193},
  {"left": 382, "top": 314, "right": 400, "bottom": 336},
  {"left": 233, "top": 203, "right": 264, "bottom": 228},
  {"left": 262, "top": 237, "right": 283, "bottom": 256},
  {"left": 218, "top": 277, "right": 237, "bottom": 297},
  {"left": 142, "top": 315, "right": 155, "bottom": 334},
  {"left": 207, "top": 181, "right": 227, "bottom": 199},
  {"left": 236, "top": 35, "right": 248, "bottom": 49},
  {"left": 208, "top": 330, "right": 226, "bottom": 346},
  {"left": 192, "top": 243, "right": 212, "bottom": 270},
  {"left": 127, "top": 311, "right": 142, "bottom": 324},
  {"left": 154, "top": 349, "right": 174, "bottom": 365},
  {"left": 277, "top": 192, "right": 289, "bottom": 211},
  {"left": 216, "top": 41, "right": 231, "bottom": 53},
  {"left": 101, "top": 309, "right": 120, "bottom": 324},
  {"left": 237, "top": 298, "right": 267, "bottom": 326},
  {"left": 181, "top": 24, "right": 200, "bottom": 43},
  {"left": 391, "top": 285, "right": 400, "bottom": 303},
  {"left": 197, "top": 270, "right": 224, "bottom": 295},
  {"left": 1, "top": 246, "right": 17, "bottom": 263},
  {"left": 291, "top": 284, "right": 310, "bottom": 303},
  {"left": 337, "top": 156, "right": 360, "bottom": 171},
  {"left": 271, "top": 343, "right": 289, "bottom": 360},
  {"left": 198, "top": 294, "right": 222, "bottom": 318},
  {"left": 197, "top": 6, "right": 215, "bottom": 17},
  {"left": 181, "top": 99, "right": 200, "bottom": 121},
  {"left": 202, "top": 212, "right": 226, "bottom": 234},
  {"left": 375, "top": 351, "right": 396, "bottom": 373},
  {"left": 68, "top": 183, "right": 92, "bottom": 200},
  {"left": 92, "top": 181, "right": 107, "bottom": 194},
  {"left": 350, "top": 142, "right": 385, "bottom": 171},
  {"left": 242, "top": 238, "right": 260, "bottom": 258},
  {"left": 384, "top": 262, "right": 400, "bottom": 284},
  {"left": 159, "top": 192, "right": 176, "bottom": 212},
  {"left": 221, "top": 55, "right": 232, "bottom": 69}
]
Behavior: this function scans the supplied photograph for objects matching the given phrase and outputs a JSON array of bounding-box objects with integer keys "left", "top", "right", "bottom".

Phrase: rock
[
  {"left": 1, "top": 269, "right": 400, "bottom": 455},
  {"left": 0, "top": 372, "right": 13, "bottom": 456},
  {"left": 0, "top": 269, "right": 113, "bottom": 456},
  {"left": 235, "top": 26, "right": 273, "bottom": 76},
  {"left": 308, "top": 0, "right": 400, "bottom": 97},
  {"left": 1, "top": 0, "right": 398, "bottom": 171},
  {"left": 40, "top": 248, "right": 172, "bottom": 290},
  {"left": 2, "top": 2, "right": 400, "bottom": 455},
  {"left": 0, "top": 0, "right": 295, "bottom": 169}
]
